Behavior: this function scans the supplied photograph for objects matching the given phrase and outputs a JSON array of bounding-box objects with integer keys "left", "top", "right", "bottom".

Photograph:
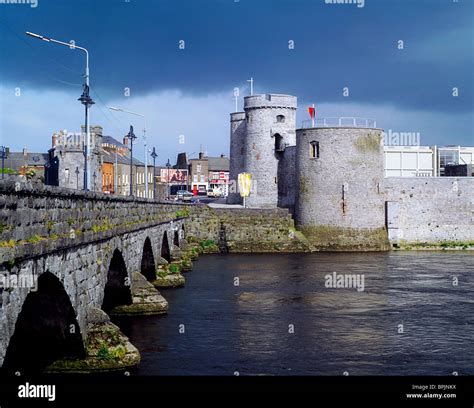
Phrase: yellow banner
[{"left": 238, "top": 173, "right": 251, "bottom": 197}]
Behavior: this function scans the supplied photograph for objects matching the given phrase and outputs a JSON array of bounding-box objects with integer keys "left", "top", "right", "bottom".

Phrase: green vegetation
[
  {"left": 200, "top": 239, "right": 216, "bottom": 249},
  {"left": 92, "top": 218, "right": 113, "bottom": 234},
  {"left": 157, "top": 269, "right": 169, "bottom": 278},
  {"left": 0, "top": 239, "right": 15, "bottom": 249},
  {"left": 26, "top": 235, "right": 42, "bottom": 244},
  {"left": 67, "top": 218, "right": 74, "bottom": 227},
  {"left": 175, "top": 208, "right": 190, "bottom": 218},
  {"left": 0, "top": 168, "right": 17, "bottom": 175},
  {"left": 169, "top": 263, "right": 180, "bottom": 274},
  {"left": 396, "top": 240, "right": 474, "bottom": 251},
  {"left": 25, "top": 169, "right": 36, "bottom": 180},
  {"left": 46, "top": 220, "right": 54, "bottom": 233},
  {"left": 354, "top": 133, "right": 382, "bottom": 153}
]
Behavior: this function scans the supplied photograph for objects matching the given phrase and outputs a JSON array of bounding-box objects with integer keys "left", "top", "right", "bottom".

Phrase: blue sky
[{"left": 0, "top": 0, "right": 473, "bottom": 165}]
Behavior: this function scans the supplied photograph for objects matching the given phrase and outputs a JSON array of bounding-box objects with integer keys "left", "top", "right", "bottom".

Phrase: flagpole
[{"left": 312, "top": 103, "right": 315, "bottom": 128}]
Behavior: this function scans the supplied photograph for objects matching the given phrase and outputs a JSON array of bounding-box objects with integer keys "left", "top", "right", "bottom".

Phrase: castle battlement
[{"left": 244, "top": 94, "right": 297, "bottom": 110}]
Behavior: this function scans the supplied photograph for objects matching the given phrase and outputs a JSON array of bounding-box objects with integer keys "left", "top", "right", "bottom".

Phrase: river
[{"left": 114, "top": 252, "right": 474, "bottom": 376}]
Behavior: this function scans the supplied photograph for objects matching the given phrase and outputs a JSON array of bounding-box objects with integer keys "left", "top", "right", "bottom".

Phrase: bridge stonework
[{"left": 0, "top": 181, "right": 187, "bottom": 369}]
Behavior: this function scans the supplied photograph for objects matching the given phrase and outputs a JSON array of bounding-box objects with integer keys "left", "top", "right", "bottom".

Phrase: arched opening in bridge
[
  {"left": 161, "top": 232, "right": 171, "bottom": 263},
  {"left": 2, "top": 272, "right": 85, "bottom": 375},
  {"left": 102, "top": 249, "right": 133, "bottom": 313},
  {"left": 173, "top": 230, "right": 180, "bottom": 247},
  {"left": 141, "top": 237, "right": 156, "bottom": 281}
]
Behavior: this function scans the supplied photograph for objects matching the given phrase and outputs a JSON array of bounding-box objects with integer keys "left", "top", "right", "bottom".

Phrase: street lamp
[
  {"left": 108, "top": 106, "right": 148, "bottom": 198},
  {"left": 127, "top": 126, "right": 137, "bottom": 196},
  {"left": 75, "top": 166, "right": 80, "bottom": 189},
  {"left": 26, "top": 31, "right": 93, "bottom": 191},
  {"left": 166, "top": 158, "right": 171, "bottom": 200},
  {"left": 150, "top": 147, "right": 158, "bottom": 200}
]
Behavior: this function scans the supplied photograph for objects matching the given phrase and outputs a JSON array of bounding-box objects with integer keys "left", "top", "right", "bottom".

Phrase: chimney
[
  {"left": 123, "top": 136, "right": 128, "bottom": 146},
  {"left": 199, "top": 152, "right": 204, "bottom": 159},
  {"left": 52, "top": 133, "right": 58, "bottom": 147},
  {"left": 220, "top": 154, "right": 225, "bottom": 158},
  {"left": 22, "top": 148, "right": 27, "bottom": 157}
]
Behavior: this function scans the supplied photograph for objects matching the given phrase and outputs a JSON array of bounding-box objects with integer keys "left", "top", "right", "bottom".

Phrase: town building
[
  {"left": 2, "top": 149, "right": 48, "bottom": 182},
  {"left": 207, "top": 155, "right": 230, "bottom": 197},
  {"left": 384, "top": 145, "right": 474, "bottom": 177},
  {"left": 188, "top": 152, "right": 209, "bottom": 195},
  {"left": 188, "top": 152, "right": 229, "bottom": 196},
  {"left": 46, "top": 126, "right": 103, "bottom": 191},
  {"left": 101, "top": 135, "right": 154, "bottom": 198}
]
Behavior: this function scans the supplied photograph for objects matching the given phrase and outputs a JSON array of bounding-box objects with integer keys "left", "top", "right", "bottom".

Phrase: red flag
[{"left": 308, "top": 106, "right": 315, "bottom": 118}]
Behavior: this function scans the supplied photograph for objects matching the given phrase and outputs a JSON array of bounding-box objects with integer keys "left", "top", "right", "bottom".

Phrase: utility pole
[
  {"left": 127, "top": 125, "right": 137, "bottom": 196},
  {"left": 26, "top": 32, "right": 93, "bottom": 191},
  {"left": 151, "top": 147, "right": 158, "bottom": 199},
  {"left": 166, "top": 158, "right": 171, "bottom": 200}
]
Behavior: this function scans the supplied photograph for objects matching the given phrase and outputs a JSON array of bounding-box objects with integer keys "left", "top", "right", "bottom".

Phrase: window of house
[
  {"left": 197, "top": 164, "right": 202, "bottom": 173},
  {"left": 310, "top": 141, "right": 320, "bottom": 158},
  {"left": 193, "top": 175, "right": 198, "bottom": 182},
  {"left": 200, "top": 175, "right": 205, "bottom": 182},
  {"left": 276, "top": 115, "right": 285, "bottom": 123}
]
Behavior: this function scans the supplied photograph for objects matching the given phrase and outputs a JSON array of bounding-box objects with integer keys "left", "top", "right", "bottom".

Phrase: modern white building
[{"left": 384, "top": 145, "right": 474, "bottom": 177}]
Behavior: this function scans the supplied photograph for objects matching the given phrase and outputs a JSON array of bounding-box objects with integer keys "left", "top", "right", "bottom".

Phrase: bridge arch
[
  {"left": 141, "top": 237, "right": 156, "bottom": 281},
  {"left": 173, "top": 230, "right": 180, "bottom": 248},
  {"left": 161, "top": 232, "right": 171, "bottom": 263},
  {"left": 102, "top": 249, "right": 132, "bottom": 313},
  {"left": 2, "top": 272, "right": 85, "bottom": 374}
]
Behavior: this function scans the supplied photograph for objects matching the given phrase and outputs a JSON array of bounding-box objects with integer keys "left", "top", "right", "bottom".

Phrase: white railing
[{"left": 301, "top": 117, "right": 377, "bottom": 129}]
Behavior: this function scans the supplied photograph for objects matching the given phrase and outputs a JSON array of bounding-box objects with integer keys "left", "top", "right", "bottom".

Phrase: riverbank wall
[{"left": 186, "top": 206, "right": 313, "bottom": 253}]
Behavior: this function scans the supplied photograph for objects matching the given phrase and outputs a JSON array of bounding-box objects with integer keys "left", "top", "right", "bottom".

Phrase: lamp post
[
  {"left": 108, "top": 106, "right": 148, "bottom": 197},
  {"left": 166, "top": 158, "right": 171, "bottom": 200},
  {"left": 26, "top": 31, "right": 93, "bottom": 191},
  {"left": 75, "top": 166, "right": 80, "bottom": 189},
  {"left": 150, "top": 147, "right": 158, "bottom": 200},
  {"left": 1, "top": 146, "right": 6, "bottom": 179},
  {"left": 127, "top": 126, "right": 137, "bottom": 196}
]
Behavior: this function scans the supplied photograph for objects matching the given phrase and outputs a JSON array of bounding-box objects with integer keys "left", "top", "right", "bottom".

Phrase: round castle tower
[
  {"left": 227, "top": 94, "right": 297, "bottom": 208},
  {"left": 295, "top": 126, "right": 389, "bottom": 251}
]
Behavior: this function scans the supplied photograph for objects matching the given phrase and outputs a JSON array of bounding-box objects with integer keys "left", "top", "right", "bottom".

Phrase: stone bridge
[{"left": 0, "top": 181, "right": 188, "bottom": 374}]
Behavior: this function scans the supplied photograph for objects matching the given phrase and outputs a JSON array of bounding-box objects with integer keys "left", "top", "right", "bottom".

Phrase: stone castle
[{"left": 228, "top": 94, "right": 474, "bottom": 251}]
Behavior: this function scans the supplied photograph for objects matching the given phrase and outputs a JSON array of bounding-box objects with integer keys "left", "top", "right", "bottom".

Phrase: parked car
[
  {"left": 207, "top": 188, "right": 221, "bottom": 198},
  {"left": 176, "top": 190, "right": 194, "bottom": 202}
]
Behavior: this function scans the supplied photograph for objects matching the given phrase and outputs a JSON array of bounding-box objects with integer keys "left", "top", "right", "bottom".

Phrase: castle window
[
  {"left": 276, "top": 115, "right": 285, "bottom": 123},
  {"left": 274, "top": 134, "right": 284, "bottom": 152},
  {"left": 310, "top": 141, "right": 319, "bottom": 159}
]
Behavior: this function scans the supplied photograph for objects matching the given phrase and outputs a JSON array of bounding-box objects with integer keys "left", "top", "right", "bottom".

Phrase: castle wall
[
  {"left": 227, "top": 112, "right": 246, "bottom": 204},
  {"left": 243, "top": 94, "right": 297, "bottom": 208},
  {"left": 278, "top": 145, "right": 297, "bottom": 213},
  {"left": 295, "top": 127, "right": 389, "bottom": 251},
  {"left": 383, "top": 177, "right": 474, "bottom": 246}
]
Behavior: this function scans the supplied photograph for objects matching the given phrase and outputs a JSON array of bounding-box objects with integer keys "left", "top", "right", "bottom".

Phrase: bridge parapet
[{"left": 0, "top": 180, "right": 189, "bottom": 265}]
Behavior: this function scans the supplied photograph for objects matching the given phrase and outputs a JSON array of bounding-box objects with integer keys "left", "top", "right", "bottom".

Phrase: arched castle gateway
[{"left": 228, "top": 93, "right": 474, "bottom": 251}]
